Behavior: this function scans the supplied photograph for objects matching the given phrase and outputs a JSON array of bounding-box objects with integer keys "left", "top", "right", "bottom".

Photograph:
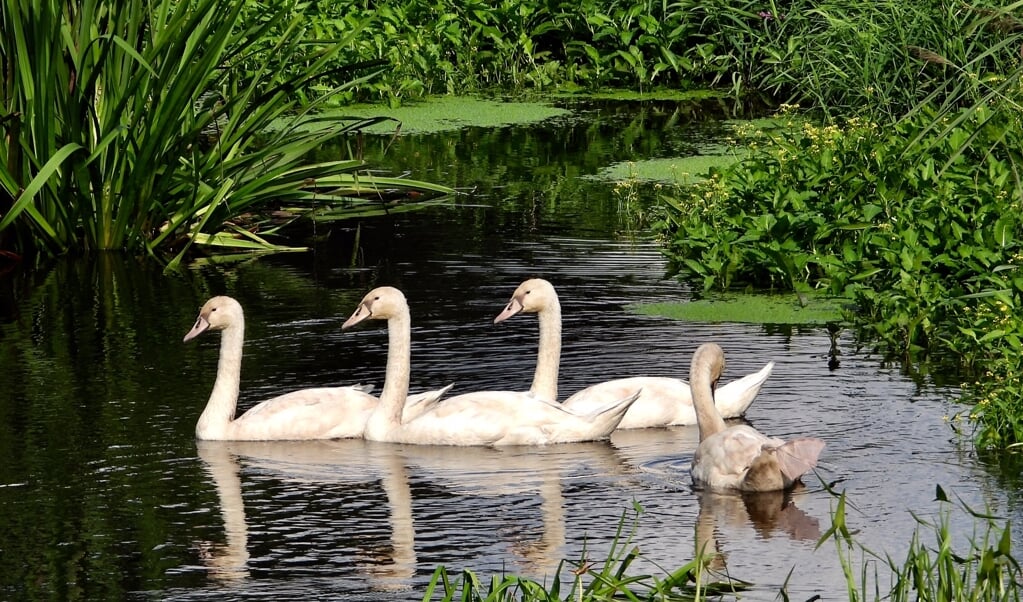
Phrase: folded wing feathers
[{"left": 773, "top": 437, "right": 826, "bottom": 483}]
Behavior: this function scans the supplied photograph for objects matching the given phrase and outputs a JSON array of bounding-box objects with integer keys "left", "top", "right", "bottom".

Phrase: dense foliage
[
  {"left": 283, "top": 0, "right": 1021, "bottom": 120},
  {"left": 657, "top": 107, "right": 1023, "bottom": 351},
  {"left": 4, "top": 0, "right": 1020, "bottom": 261},
  {"left": 655, "top": 36, "right": 1023, "bottom": 447}
]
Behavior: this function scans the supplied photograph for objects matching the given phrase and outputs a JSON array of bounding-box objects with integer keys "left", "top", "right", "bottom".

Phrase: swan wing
[
  {"left": 563, "top": 378, "right": 681, "bottom": 428},
  {"left": 234, "top": 387, "right": 378, "bottom": 440},
  {"left": 693, "top": 426, "right": 772, "bottom": 488},
  {"left": 771, "top": 437, "right": 826, "bottom": 483}
]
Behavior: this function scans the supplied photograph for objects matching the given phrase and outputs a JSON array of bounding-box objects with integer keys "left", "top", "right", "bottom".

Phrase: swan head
[
  {"left": 691, "top": 343, "right": 726, "bottom": 390},
  {"left": 494, "top": 278, "right": 557, "bottom": 323},
  {"left": 184, "top": 296, "right": 243, "bottom": 342},
  {"left": 342, "top": 287, "right": 407, "bottom": 330}
]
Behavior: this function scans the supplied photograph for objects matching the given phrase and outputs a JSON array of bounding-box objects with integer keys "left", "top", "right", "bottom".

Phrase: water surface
[{"left": 0, "top": 99, "right": 1016, "bottom": 601}]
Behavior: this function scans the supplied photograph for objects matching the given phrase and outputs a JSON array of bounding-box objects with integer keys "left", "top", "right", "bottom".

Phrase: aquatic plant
[
  {"left": 424, "top": 490, "right": 1023, "bottom": 601},
  {"left": 421, "top": 504, "right": 746, "bottom": 601},
  {"left": 0, "top": 0, "right": 449, "bottom": 265},
  {"left": 823, "top": 485, "right": 1023, "bottom": 601},
  {"left": 629, "top": 292, "right": 846, "bottom": 325},
  {"left": 658, "top": 107, "right": 1023, "bottom": 337}
]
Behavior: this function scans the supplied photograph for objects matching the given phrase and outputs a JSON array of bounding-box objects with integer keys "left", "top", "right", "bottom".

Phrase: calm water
[{"left": 1, "top": 99, "right": 1020, "bottom": 601}]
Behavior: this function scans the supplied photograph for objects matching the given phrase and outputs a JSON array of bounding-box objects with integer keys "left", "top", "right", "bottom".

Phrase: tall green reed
[
  {"left": 0, "top": 0, "right": 447, "bottom": 265},
  {"left": 823, "top": 485, "right": 1022, "bottom": 601},
  {"left": 421, "top": 504, "right": 745, "bottom": 601}
]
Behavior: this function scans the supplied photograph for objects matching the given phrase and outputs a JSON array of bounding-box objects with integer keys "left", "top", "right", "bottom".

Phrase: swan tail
[
  {"left": 774, "top": 437, "right": 826, "bottom": 483},
  {"left": 714, "top": 361, "right": 774, "bottom": 418},
  {"left": 402, "top": 383, "right": 455, "bottom": 423},
  {"left": 410, "top": 383, "right": 455, "bottom": 406},
  {"left": 588, "top": 388, "right": 642, "bottom": 426}
]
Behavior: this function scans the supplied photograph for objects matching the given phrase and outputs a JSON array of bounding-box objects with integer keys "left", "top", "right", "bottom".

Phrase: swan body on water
[
  {"left": 185, "top": 296, "right": 449, "bottom": 441},
  {"left": 494, "top": 278, "right": 773, "bottom": 428},
  {"left": 689, "top": 343, "right": 825, "bottom": 492},
  {"left": 341, "top": 286, "right": 641, "bottom": 446}
]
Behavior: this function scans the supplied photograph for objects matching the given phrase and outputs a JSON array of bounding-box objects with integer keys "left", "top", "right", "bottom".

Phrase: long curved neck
[
  {"left": 530, "top": 299, "right": 561, "bottom": 401},
  {"left": 692, "top": 354, "right": 727, "bottom": 442},
  {"left": 367, "top": 309, "right": 412, "bottom": 439},
  {"left": 197, "top": 319, "right": 243, "bottom": 439}
]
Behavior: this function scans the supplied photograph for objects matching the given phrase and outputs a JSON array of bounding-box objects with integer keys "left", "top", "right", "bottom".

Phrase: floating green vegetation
[
  {"left": 590, "top": 155, "right": 740, "bottom": 183},
  {"left": 321, "top": 96, "right": 571, "bottom": 135},
  {"left": 630, "top": 291, "right": 847, "bottom": 324}
]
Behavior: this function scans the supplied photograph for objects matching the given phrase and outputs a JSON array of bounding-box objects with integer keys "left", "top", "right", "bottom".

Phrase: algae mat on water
[
  {"left": 589, "top": 155, "right": 740, "bottom": 184},
  {"left": 327, "top": 97, "right": 571, "bottom": 135},
  {"left": 630, "top": 292, "right": 847, "bottom": 324}
]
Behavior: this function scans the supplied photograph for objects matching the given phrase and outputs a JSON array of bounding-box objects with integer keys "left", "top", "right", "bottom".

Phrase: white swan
[
  {"left": 493, "top": 278, "right": 773, "bottom": 428},
  {"left": 184, "top": 296, "right": 450, "bottom": 441},
  {"left": 341, "top": 286, "right": 641, "bottom": 446},
  {"left": 689, "top": 342, "right": 825, "bottom": 492}
]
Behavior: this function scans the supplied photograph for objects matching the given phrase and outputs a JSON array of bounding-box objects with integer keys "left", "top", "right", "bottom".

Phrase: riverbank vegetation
[
  {"left": 265, "top": 0, "right": 1022, "bottom": 122},
  {"left": 6, "top": 0, "right": 1019, "bottom": 260},
  {"left": 0, "top": 0, "right": 449, "bottom": 265},
  {"left": 650, "top": 3, "right": 1023, "bottom": 449}
]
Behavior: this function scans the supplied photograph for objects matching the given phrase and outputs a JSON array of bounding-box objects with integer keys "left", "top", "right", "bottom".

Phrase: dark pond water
[{"left": 1, "top": 99, "right": 1021, "bottom": 601}]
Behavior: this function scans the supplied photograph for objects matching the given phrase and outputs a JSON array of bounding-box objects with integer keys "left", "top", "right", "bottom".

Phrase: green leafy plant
[
  {"left": 655, "top": 104, "right": 1023, "bottom": 349},
  {"left": 654, "top": 96, "right": 1023, "bottom": 447}
]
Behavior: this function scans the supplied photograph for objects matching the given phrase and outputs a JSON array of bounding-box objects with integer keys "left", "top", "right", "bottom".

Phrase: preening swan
[
  {"left": 689, "top": 343, "right": 825, "bottom": 492},
  {"left": 494, "top": 278, "right": 773, "bottom": 428},
  {"left": 341, "top": 286, "right": 641, "bottom": 446},
  {"left": 184, "top": 296, "right": 449, "bottom": 441}
]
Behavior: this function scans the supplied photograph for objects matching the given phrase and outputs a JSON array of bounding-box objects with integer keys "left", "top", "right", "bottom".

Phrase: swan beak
[
  {"left": 342, "top": 303, "right": 371, "bottom": 330},
  {"left": 494, "top": 297, "right": 524, "bottom": 324},
  {"left": 183, "top": 316, "right": 211, "bottom": 342}
]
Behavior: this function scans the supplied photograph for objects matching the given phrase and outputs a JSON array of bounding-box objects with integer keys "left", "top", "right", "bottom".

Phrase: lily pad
[{"left": 589, "top": 155, "right": 741, "bottom": 183}]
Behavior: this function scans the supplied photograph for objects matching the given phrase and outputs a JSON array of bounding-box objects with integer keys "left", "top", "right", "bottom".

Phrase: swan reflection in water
[
  {"left": 694, "top": 485, "right": 821, "bottom": 577},
  {"left": 394, "top": 439, "right": 637, "bottom": 577},
  {"left": 194, "top": 438, "right": 417, "bottom": 591},
  {"left": 193, "top": 437, "right": 645, "bottom": 587},
  {"left": 194, "top": 425, "right": 818, "bottom": 591}
]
